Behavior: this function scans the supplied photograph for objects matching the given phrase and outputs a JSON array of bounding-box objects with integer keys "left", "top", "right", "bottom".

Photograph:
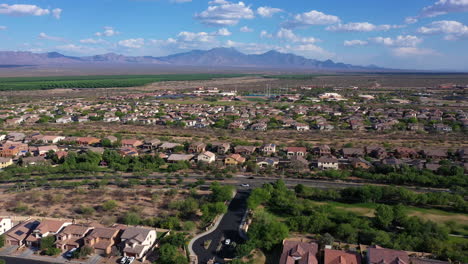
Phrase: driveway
[{"left": 192, "top": 190, "right": 250, "bottom": 264}]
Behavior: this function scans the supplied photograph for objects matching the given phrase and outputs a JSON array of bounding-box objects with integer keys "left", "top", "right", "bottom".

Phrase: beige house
[
  {"left": 0, "top": 157, "right": 13, "bottom": 169},
  {"left": 121, "top": 226, "right": 157, "bottom": 260},
  {"left": 84, "top": 227, "right": 120, "bottom": 256},
  {"left": 56, "top": 225, "right": 93, "bottom": 251},
  {"left": 198, "top": 151, "right": 216, "bottom": 163}
]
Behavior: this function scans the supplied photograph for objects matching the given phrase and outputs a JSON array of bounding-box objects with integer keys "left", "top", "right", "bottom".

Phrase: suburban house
[
  {"left": 421, "top": 149, "right": 448, "bottom": 160},
  {"left": 324, "top": 249, "right": 361, "bottom": 264},
  {"left": 261, "top": 144, "right": 277, "bottom": 155},
  {"left": 120, "top": 226, "right": 157, "bottom": 260},
  {"left": 225, "top": 154, "right": 246, "bottom": 165},
  {"left": 256, "top": 157, "right": 280, "bottom": 168},
  {"left": 188, "top": 142, "right": 206, "bottom": 153},
  {"left": 0, "top": 218, "right": 13, "bottom": 235},
  {"left": 317, "top": 156, "right": 339, "bottom": 170},
  {"left": 342, "top": 148, "right": 365, "bottom": 158},
  {"left": 56, "top": 224, "right": 93, "bottom": 251},
  {"left": 167, "top": 154, "right": 194, "bottom": 163},
  {"left": 367, "top": 246, "right": 409, "bottom": 264},
  {"left": 84, "top": 227, "right": 120, "bottom": 256},
  {"left": 279, "top": 240, "right": 319, "bottom": 264},
  {"left": 313, "top": 145, "right": 331, "bottom": 156},
  {"left": 121, "top": 139, "right": 144, "bottom": 148},
  {"left": 234, "top": 146, "right": 257, "bottom": 155},
  {"left": 76, "top": 137, "right": 100, "bottom": 146},
  {"left": 4, "top": 220, "right": 40, "bottom": 247},
  {"left": 25, "top": 220, "right": 71, "bottom": 247},
  {"left": 213, "top": 142, "right": 230, "bottom": 154},
  {"left": 286, "top": 147, "right": 307, "bottom": 157},
  {"left": 349, "top": 157, "right": 373, "bottom": 169},
  {"left": 0, "top": 157, "right": 13, "bottom": 169},
  {"left": 197, "top": 151, "right": 216, "bottom": 163}
]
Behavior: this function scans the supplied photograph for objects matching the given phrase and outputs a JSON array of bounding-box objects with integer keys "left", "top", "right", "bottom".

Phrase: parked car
[
  {"left": 120, "top": 256, "right": 128, "bottom": 264},
  {"left": 126, "top": 257, "right": 135, "bottom": 264},
  {"left": 225, "top": 239, "right": 231, "bottom": 245},
  {"left": 240, "top": 184, "right": 250, "bottom": 187},
  {"left": 65, "top": 248, "right": 77, "bottom": 258}
]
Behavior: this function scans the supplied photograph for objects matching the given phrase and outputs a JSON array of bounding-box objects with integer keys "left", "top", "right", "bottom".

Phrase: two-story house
[
  {"left": 0, "top": 218, "right": 13, "bottom": 235},
  {"left": 56, "top": 225, "right": 93, "bottom": 251},
  {"left": 84, "top": 227, "right": 120, "bottom": 256},
  {"left": 120, "top": 227, "right": 157, "bottom": 261},
  {"left": 25, "top": 220, "right": 71, "bottom": 247}
]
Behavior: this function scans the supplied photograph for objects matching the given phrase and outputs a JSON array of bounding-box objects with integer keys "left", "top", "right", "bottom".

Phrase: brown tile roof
[
  {"left": 5, "top": 220, "right": 39, "bottom": 242},
  {"left": 367, "top": 246, "right": 409, "bottom": 264},
  {"left": 324, "top": 249, "right": 361, "bottom": 264},
  {"left": 280, "top": 240, "right": 318, "bottom": 264}
]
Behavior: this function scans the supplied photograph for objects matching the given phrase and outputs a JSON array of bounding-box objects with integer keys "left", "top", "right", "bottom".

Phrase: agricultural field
[{"left": 0, "top": 73, "right": 246, "bottom": 91}]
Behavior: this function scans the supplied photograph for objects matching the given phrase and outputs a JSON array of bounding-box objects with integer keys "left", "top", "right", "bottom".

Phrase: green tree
[
  {"left": 0, "top": 235, "right": 5, "bottom": 248},
  {"left": 374, "top": 204, "right": 394, "bottom": 229},
  {"left": 123, "top": 212, "right": 141, "bottom": 225},
  {"left": 248, "top": 212, "right": 289, "bottom": 250},
  {"left": 102, "top": 200, "right": 118, "bottom": 211}
]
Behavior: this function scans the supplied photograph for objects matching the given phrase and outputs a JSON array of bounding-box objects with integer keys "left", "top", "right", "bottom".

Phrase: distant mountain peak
[{"left": 0, "top": 47, "right": 385, "bottom": 71}]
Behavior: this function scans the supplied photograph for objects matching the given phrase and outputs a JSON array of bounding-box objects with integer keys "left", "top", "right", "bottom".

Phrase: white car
[
  {"left": 225, "top": 239, "right": 231, "bottom": 245},
  {"left": 240, "top": 184, "right": 250, "bottom": 187},
  {"left": 126, "top": 256, "right": 135, "bottom": 264},
  {"left": 120, "top": 256, "right": 128, "bottom": 264}
]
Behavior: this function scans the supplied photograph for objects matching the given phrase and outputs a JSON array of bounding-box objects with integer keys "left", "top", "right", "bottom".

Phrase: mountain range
[{"left": 0, "top": 47, "right": 383, "bottom": 71}]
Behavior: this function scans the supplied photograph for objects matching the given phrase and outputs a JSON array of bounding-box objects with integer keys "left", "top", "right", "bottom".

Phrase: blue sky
[{"left": 0, "top": 0, "right": 467, "bottom": 70}]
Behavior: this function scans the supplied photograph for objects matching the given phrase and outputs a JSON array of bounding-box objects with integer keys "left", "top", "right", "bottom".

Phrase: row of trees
[
  {"left": 294, "top": 184, "right": 467, "bottom": 213},
  {"left": 244, "top": 180, "right": 468, "bottom": 262}
]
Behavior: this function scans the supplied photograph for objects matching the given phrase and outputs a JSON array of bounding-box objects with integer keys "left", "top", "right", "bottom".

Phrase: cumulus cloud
[
  {"left": 95, "top": 27, "right": 119, "bottom": 37},
  {"left": 276, "top": 28, "right": 319, "bottom": 43},
  {"left": 260, "top": 30, "right": 272, "bottom": 38},
  {"left": 283, "top": 10, "right": 340, "bottom": 28},
  {"left": 79, "top": 38, "right": 106, "bottom": 44},
  {"left": 257, "top": 6, "right": 283, "bottom": 17},
  {"left": 392, "top": 47, "right": 439, "bottom": 57},
  {"left": 0, "top": 4, "right": 62, "bottom": 19},
  {"left": 327, "top": 22, "right": 404, "bottom": 32},
  {"left": 118, "top": 38, "right": 145, "bottom": 48},
  {"left": 421, "top": 0, "right": 468, "bottom": 17},
  {"left": 55, "top": 44, "right": 99, "bottom": 54},
  {"left": 240, "top": 26, "right": 253, "bottom": 32},
  {"left": 195, "top": 0, "right": 254, "bottom": 26},
  {"left": 177, "top": 31, "right": 215, "bottom": 42},
  {"left": 344, "top": 40, "right": 368, "bottom": 46},
  {"left": 418, "top": 20, "right": 468, "bottom": 40},
  {"left": 370, "top": 35, "right": 423, "bottom": 47},
  {"left": 214, "top": 28, "right": 232, "bottom": 36},
  {"left": 38, "top": 32, "right": 67, "bottom": 42}
]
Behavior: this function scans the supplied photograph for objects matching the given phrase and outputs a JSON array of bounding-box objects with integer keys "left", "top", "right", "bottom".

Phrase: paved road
[
  {"left": 192, "top": 190, "right": 250, "bottom": 264},
  {"left": 0, "top": 256, "right": 61, "bottom": 264}
]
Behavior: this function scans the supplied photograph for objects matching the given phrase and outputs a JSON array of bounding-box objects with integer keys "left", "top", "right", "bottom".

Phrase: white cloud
[
  {"left": 52, "top": 8, "right": 62, "bottom": 19},
  {"left": 214, "top": 28, "right": 232, "bottom": 36},
  {"left": 276, "top": 28, "right": 319, "bottom": 43},
  {"left": 392, "top": 47, "right": 438, "bottom": 57},
  {"left": 260, "top": 30, "right": 272, "bottom": 38},
  {"left": 79, "top": 38, "right": 106, "bottom": 44},
  {"left": 370, "top": 35, "right": 422, "bottom": 47},
  {"left": 327, "top": 22, "right": 404, "bottom": 32},
  {"left": 195, "top": 0, "right": 254, "bottom": 26},
  {"left": 95, "top": 26, "right": 119, "bottom": 37},
  {"left": 177, "top": 31, "right": 216, "bottom": 42},
  {"left": 421, "top": 0, "right": 468, "bottom": 17},
  {"left": 344, "top": 40, "right": 368, "bottom": 46},
  {"left": 118, "top": 38, "right": 145, "bottom": 48},
  {"left": 240, "top": 26, "right": 253, "bottom": 32},
  {"left": 283, "top": 10, "right": 340, "bottom": 28},
  {"left": 0, "top": 25, "right": 6, "bottom": 30},
  {"left": 418, "top": 20, "right": 468, "bottom": 40},
  {"left": 257, "top": 6, "right": 283, "bottom": 17},
  {"left": 405, "top": 17, "right": 418, "bottom": 24},
  {"left": 55, "top": 44, "right": 99, "bottom": 54},
  {"left": 0, "top": 4, "right": 61, "bottom": 19},
  {"left": 38, "top": 32, "right": 67, "bottom": 42}
]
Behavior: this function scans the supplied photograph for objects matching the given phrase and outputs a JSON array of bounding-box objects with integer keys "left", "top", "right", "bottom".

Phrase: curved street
[{"left": 192, "top": 190, "right": 250, "bottom": 264}]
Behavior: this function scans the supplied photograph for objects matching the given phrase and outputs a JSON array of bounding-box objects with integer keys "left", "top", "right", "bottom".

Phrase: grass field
[
  {"left": 262, "top": 74, "right": 329, "bottom": 80},
  {"left": 0, "top": 74, "right": 245, "bottom": 91},
  {"left": 309, "top": 200, "right": 468, "bottom": 236}
]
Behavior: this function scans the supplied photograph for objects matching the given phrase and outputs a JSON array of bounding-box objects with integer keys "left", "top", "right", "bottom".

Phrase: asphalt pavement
[
  {"left": 0, "top": 256, "right": 61, "bottom": 264},
  {"left": 192, "top": 190, "right": 250, "bottom": 264}
]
